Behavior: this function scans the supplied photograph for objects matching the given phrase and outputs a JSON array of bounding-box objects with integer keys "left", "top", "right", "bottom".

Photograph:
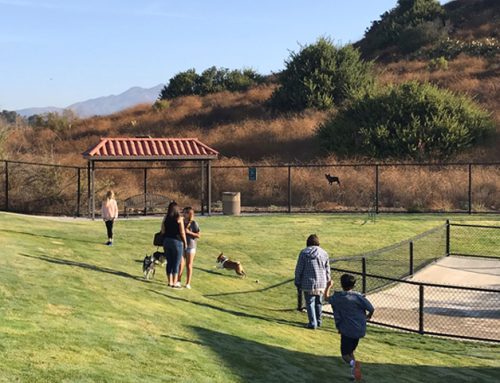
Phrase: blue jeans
[
  {"left": 304, "top": 292, "right": 323, "bottom": 328},
  {"left": 163, "top": 237, "right": 183, "bottom": 276}
]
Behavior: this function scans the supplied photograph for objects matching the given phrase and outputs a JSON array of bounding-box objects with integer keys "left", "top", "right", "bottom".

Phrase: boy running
[
  {"left": 178, "top": 207, "right": 200, "bottom": 289},
  {"left": 325, "top": 274, "right": 374, "bottom": 381}
]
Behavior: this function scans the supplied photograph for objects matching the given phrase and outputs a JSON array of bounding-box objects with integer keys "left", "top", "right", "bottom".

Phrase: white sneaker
[
  {"left": 185, "top": 284, "right": 191, "bottom": 289},
  {"left": 173, "top": 282, "right": 182, "bottom": 288}
]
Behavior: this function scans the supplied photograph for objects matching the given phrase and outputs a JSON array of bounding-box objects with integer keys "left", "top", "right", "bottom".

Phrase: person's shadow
[
  {"left": 165, "top": 326, "right": 500, "bottom": 383},
  {"left": 19, "top": 253, "right": 148, "bottom": 283}
]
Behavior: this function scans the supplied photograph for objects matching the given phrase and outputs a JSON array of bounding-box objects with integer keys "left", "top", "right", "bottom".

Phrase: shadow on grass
[
  {"left": 193, "top": 265, "right": 241, "bottom": 278},
  {"left": 203, "top": 278, "right": 294, "bottom": 298},
  {"left": 189, "top": 326, "right": 500, "bottom": 383},
  {"left": 0, "top": 228, "right": 97, "bottom": 244},
  {"left": 19, "top": 253, "right": 148, "bottom": 283},
  {"left": 149, "top": 289, "right": 304, "bottom": 327}
]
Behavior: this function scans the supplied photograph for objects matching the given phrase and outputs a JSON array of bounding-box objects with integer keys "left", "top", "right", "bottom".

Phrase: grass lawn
[{"left": 0, "top": 212, "right": 499, "bottom": 382}]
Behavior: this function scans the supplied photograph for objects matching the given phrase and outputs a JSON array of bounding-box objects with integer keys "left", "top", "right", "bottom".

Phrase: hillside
[
  {"left": 3, "top": 0, "right": 499, "bottom": 164},
  {"left": 1, "top": 213, "right": 499, "bottom": 382}
]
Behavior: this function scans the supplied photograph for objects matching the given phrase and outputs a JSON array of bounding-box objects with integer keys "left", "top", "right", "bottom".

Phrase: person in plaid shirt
[{"left": 294, "top": 234, "right": 332, "bottom": 329}]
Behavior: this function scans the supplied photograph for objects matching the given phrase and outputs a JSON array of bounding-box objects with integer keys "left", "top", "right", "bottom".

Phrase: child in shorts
[
  {"left": 325, "top": 274, "right": 374, "bottom": 381},
  {"left": 178, "top": 207, "right": 200, "bottom": 289}
]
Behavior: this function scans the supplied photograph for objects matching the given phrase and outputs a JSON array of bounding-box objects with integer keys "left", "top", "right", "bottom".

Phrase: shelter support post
[
  {"left": 91, "top": 161, "right": 95, "bottom": 220},
  {"left": 206, "top": 161, "right": 212, "bottom": 215},
  {"left": 200, "top": 161, "right": 206, "bottom": 215},
  {"left": 87, "top": 162, "right": 91, "bottom": 218}
]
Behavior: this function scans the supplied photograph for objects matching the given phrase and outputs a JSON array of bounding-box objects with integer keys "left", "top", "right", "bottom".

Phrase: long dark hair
[{"left": 166, "top": 201, "right": 180, "bottom": 220}]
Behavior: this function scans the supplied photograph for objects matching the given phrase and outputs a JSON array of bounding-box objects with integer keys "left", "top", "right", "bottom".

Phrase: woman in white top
[{"left": 102, "top": 190, "right": 118, "bottom": 246}]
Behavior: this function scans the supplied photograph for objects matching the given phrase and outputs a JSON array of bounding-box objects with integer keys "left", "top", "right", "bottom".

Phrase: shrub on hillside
[
  {"left": 27, "top": 110, "right": 78, "bottom": 133},
  {"left": 317, "top": 81, "right": 493, "bottom": 159},
  {"left": 361, "top": 0, "right": 447, "bottom": 56},
  {"left": 421, "top": 37, "right": 500, "bottom": 59},
  {"left": 159, "top": 69, "right": 198, "bottom": 100},
  {"left": 269, "top": 38, "right": 374, "bottom": 111},
  {"left": 427, "top": 56, "right": 448, "bottom": 71},
  {"left": 159, "top": 67, "right": 265, "bottom": 100}
]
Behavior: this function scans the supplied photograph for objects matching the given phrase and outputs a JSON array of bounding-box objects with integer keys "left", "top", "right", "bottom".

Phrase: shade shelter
[{"left": 83, "top": 137, "right": 219, "bottom": 219}]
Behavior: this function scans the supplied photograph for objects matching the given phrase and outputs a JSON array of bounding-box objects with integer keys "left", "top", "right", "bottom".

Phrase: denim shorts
[{"left": 185, "top": 248, "right": 197, "bottom": 256}]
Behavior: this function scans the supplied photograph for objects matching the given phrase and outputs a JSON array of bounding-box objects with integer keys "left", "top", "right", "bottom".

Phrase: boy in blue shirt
[{"left": 325, "top": 274, "right": 374, "bottom": 381}]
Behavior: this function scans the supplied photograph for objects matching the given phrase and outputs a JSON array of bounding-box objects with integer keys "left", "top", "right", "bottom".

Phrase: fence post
[
  {"left": 143, "top": 168, "right": 148, "bottom": 216},
  {"left": 468, "top": 163, "right": 472, "bottom": 214},
  {"left": 375, "top": 165, "right": 379, "bottom": 214},
  {"left": 297, "top": 287, "right": 303, "bottom": 311},
  {"left": 287, "top": 165, "right": 292, "bottom": 213},
  {"left": 76, "top": 168, "right": 81, "bottom": 217},
  {"left": 361, "top": 257, "right": 367, "bottom": 294},
  {"left": 4, "top": 161, "right": 8, "bottom": 211},
  {"left": 409, "top": 241, "right": 414, "bottom": 276},
  {"left": 445, "top": 219, "right": 450, "bottom": 256},
  {"left": 418, "top": 284, "right": 424, "bottom": 334}
]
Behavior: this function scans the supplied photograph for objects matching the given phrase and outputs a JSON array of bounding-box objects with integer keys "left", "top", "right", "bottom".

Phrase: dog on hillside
[
  {"left": 216, "top": 253, "right": 246, "bottom": 278},
  {"left": 325, "top": 173, "right": 341, "bottom": 186},
  {"left": 142, "top": 251, "right": 167, "bottom": 280}
]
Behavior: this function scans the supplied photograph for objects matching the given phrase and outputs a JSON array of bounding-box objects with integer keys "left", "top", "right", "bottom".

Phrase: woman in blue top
[{"left": 161, "top": 201, "right": 187, "bottom": 288}]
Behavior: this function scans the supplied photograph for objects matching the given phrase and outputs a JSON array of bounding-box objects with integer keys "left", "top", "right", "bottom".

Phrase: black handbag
[{"left": 153, "top": 232, "right": 165, "bottom": 247}]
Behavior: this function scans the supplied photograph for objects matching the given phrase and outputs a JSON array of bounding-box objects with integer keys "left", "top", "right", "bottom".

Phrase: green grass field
[{"left": 0, "top": 212, "right": 499, "bottom": 382}]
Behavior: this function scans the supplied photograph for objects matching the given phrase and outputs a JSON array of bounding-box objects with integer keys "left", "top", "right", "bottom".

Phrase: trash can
[{"left": 222, "top": 192, "right": 241, "bottom": 216}]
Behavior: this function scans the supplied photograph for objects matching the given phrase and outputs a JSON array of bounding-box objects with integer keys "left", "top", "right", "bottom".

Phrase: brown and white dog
[{"left": 216, "top": 253, "right": 246, "bottom": 278}]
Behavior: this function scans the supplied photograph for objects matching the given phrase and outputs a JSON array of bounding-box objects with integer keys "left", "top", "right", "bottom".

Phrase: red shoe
[{"left": 353, "top": 361, "right": 362, "bottom": 381}]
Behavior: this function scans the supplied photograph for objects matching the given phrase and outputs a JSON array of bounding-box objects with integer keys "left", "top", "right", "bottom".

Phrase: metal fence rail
[
  {"left": 330, "top": 267, "right": 500, "bottom": 342},
  {"left": 1, "top": 159, "right": 499, "bottom": 216},
  {"left": 450, "top": 223, "right": 500, "bottom": 258},
  {"left": 298, "top": 222, "right": 500, "bottom": 342}
]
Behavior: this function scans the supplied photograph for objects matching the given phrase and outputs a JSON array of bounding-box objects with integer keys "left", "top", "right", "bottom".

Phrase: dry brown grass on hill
[{"left": 5, "top": 85, "right": 327, "bottom": 164}]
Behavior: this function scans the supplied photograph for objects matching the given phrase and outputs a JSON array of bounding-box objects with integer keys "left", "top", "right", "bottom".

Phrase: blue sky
[{"left": 0, "top": 0, "right": 447, "bottom": 110}]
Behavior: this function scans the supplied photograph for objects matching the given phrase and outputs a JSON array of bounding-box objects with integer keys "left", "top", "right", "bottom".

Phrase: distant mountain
[
  {"left": 16, "top": 106, "right": 64, "bottom": 117},
  {"left": 17, "top": 84, "right": 164, "bottom": 118}
]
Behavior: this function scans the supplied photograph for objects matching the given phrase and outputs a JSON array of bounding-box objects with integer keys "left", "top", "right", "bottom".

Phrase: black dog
[
  {"left": 142, "top": 251, "right": 167, "bottom": 280},
  {"left": 325, "top": 174, "right": 341, "bottom": 186}
]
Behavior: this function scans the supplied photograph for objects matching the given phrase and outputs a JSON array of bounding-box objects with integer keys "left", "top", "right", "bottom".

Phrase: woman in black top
[{"left": 161, "top": 201, "right": 187, "bottom": 288}]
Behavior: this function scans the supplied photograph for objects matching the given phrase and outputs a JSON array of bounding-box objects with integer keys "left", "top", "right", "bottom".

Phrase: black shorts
[{"left": 340, "top": 335, "right": 360, "bottom": 356}]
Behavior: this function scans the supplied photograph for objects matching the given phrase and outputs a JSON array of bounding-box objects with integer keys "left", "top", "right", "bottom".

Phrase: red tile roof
[{"left": 83, "top": 137, "right": 219, "bottom": 161}]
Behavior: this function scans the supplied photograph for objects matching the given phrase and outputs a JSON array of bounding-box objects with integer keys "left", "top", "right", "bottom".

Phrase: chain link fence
[
  {"left": 0, "top": 160, "right": 499, "bottom": 216},
  {"left": 450, "top": 223, "right": 500, "bottom": 258},
  {"left": 299, "top": 222, "right": 500, "bottom": 342},
  {"left": 327, "top": 269, "right": 500, "bottom": 342}
]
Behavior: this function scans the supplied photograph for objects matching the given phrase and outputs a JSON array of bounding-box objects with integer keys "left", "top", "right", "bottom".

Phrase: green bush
[
  {"left": 159, "top": 69, "right": 199, "bottom": 100},
  {"left": 27, "top": 110, "right": 78, "bottom": 133},
  {"left": 421, "top": 37, "right": 500, "bottom": 59},
  {"left": 428, "top": 56, "right": 448, "bottom": 71},
  {"left": 159, "top": 67, "right": 265, "bottom": 100},
  {"left": 270, "top": 38, "right": 374, "bottom": 111},
  {"left": 318, "top": 81, "right": 493, "bottom": 159},
  {"left": 361, "top": 0, "right": 446, "bottom": 56}
]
